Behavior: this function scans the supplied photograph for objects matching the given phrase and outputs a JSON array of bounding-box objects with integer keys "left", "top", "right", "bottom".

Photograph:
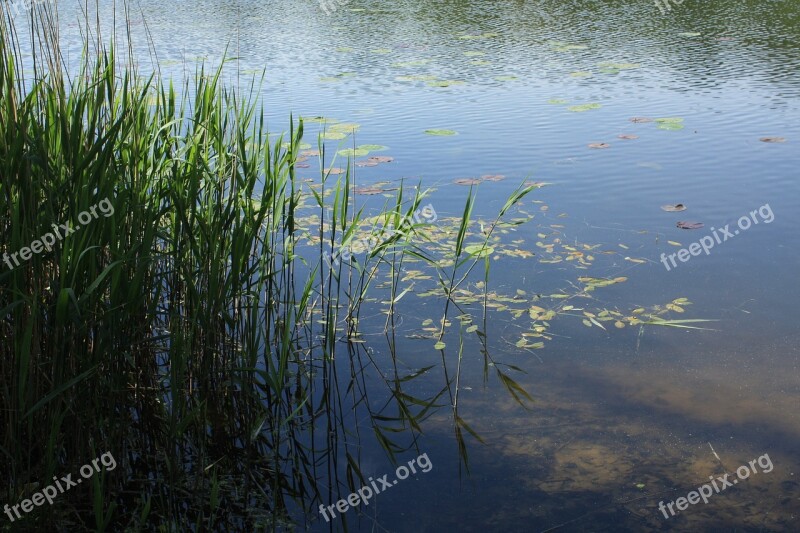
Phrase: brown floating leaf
[
  {"left": 617, "top": 134, "right": 639, "bottom": 140},
  {"left": 629, "top": 117, "right": 653, "bottom": 123},
  {"left": 369, "top": 156, "right": 394, "bottom": 163},
  {"left": 480, "top": 174, "right": 506, "bottom": 182},
  {"left": 301, "top": 149, "right": 320, "bottom": 157},
  {"left": 295, "top": 163, "right": 310, "bottom": 168},
  {"left": 677, "top": 221, "right": 704, "bottom": 229},
  {"left": 453, "top": 178, "right": 483, "bottom": 186},
  {"left": 759, "top": 136, "right": 786, "bottom": 143},
  {"left": 661, "top": 203, "right": 686, "bottom": 212},
  {"left": 356, "top": 160, "right": 379, "bottom": 167},
  {"left": 588, "top": 142, "right": 610, "bottom": 149},
  {"left": 326, "top": 167, "right": 346, "bottom": 175},
  {"left": 354, "top": 186, "right": 385, "bottom": 195}
]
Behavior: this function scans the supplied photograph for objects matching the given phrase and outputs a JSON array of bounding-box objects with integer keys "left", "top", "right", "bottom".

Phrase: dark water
[{"left": 40, "top": 0, "right": 800, "bottom": 530}]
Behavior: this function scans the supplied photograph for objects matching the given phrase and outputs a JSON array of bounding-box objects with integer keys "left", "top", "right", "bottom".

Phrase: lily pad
[
  {"left": 661, "top": 204, "right": 686, "bottom": 212},
  {"left": 453, "top": 178, "right": 482, "bottom": 186},
  {"left": 494, "top": 75, "right": 518, "bottom": 82},
  {"left": 464, "top": 244, "right": 494, "bottom": 257},
  {"left": 570, "top": 71, "right": 593, "bottom": 78},
  {"left": 358, "top": 144, "right": 389, "bottom": 152},
  {"left": 656, "top": 117, "right": 685, "bottom": 130},
  {"left": 481, "top": 174, "right": 505, "bottom": 182},
  {"left": 322, "top": 131, "right": 347, "bottom": 140},
  {"left": 366, "top": 155, "right": 393, "bottom": 163},
  {"left": 396, "top": 74, "right": 438, "bottom": 82},
  {"left": 618, "top": 134, "right": 639, "bottom": 140},
  {"left": 760, "top": 136, "right": 786, "bottom": 143},
  {"left": 427, "top": 80, "right": 466, "bottom": 87},
  {"left": 354, "top": 186, "right": 384, "bottom": 195},
  {"left": 677, "top": 221, "right": 704, "bottom": 229},
  {"left": 425, "top": 129, "right": 458, "bottom": 136},
  {"left": 567, "top": 103, "right": 601, "bottom": 112},
  {"left": 464, "top": 51, "right": 486, "bottom": 57},
  {"left": 548, "top": 98, "right": 569, "bottom": 105},
  {"left": 629, "top": 117, "right": 653, "bottom": 123},
  {"left": 392, "top": 60, "right": 430, "bottom": 68},
  {"left": 588, "top": 142, "right": 610, "bottom": 149},
  {"left": 338, "top": 148, "right": 370, "bottom": 157},
  {"left": 434, "top": 341, "right": 446, "bottom": 350}
]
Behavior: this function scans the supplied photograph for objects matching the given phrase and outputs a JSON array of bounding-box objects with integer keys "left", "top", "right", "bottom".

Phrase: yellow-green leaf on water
[
  {"left": 424, "top": 129, "right": 458, "bottom": 136},
  {"left": 615, "top": 321, "right": 625, "bottom": 328},
  {"left": 466, "top": 325, "right": 478, "bottom": 333},
  {"left": 422, "top": 319, "right": 433, "bottom": 326},
  {"left": 567, "top": 103, "right": 602, "bottom": 112},
  {"left": 434, "top": 341, "right": 446, "bottom": 350}
]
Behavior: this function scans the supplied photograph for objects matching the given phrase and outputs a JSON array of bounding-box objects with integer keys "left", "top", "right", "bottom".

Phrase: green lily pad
[
  {"left": 434, "top": 341, "right": 446, "bottom": 350},
  {"left": 464, "top": 244, "right": 494, "bottom": 257},
  {"left": 322, "top": 131, "right": 347, "bottom": 140},
  {"left": 494, "top": 75, "right": 518, "bottom": 81},
  {"left": 425, "top": 129, "right": 458, "bottom": 136},
  {"left": 464, "top": 51, "right": 486, "bottom": 57},
  {"left": 427, "top": 80, "right": 466, "bottom": 87},
  {"left": 392, "top": 60, "right": 430, "bottom": 68},
  {"left": 548, "top": 98, "right": 569, "bottom": 105},
  {"left": 336, "top": 47, "right": 354, "bottom": 53},
  {"left": 338, "top": 148, "right": 370, "bottom": 157},
  {"left": 570, "top": 71, "right": 593, "bottom": 78},
  {"left": 371, "top": 48, "right": 392, "bottom": 54},
  {"left": 358, "top": 144, "right": 389, "bottom": 152},
  {"left": 396, "top": 74, "right": 438, "bottom": 82},
  {"left": 655, "top": 117, "right": 685, "bottom": 131},
  {"left": 567, "top": 103, "right": 602, "bottom": 112}
]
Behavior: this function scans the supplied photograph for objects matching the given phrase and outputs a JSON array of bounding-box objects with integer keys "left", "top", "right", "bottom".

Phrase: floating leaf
[
  {"left": 371, "top": 48, "right": 392, "bottom": 54},
  {"left": 470, "top": 60, "right": 492, "bottom": 66},
  {"left": 336, "top": 47, "right": 354, "bottom": 53},
  {"left": 668, "top": 240, "right": 682, "bottom": 246},
  {"left": 599, "top": 62, "right": 641, "bottom": 70},
  {"left": 676, "top": 221, "right": 704, "bottom": 229},
  {"left": 661, "top": 203, "right": 686, "bottom": 212},
  {"left": 453, "top": 178, "right": 482, "bottom": 186},
  {"left": 588, "top": 142, "right": 610, "bottom": 149},
  {"left": 629, "top": 117, "right": 653, "bottom": 123},
  {"left": 322, "top": 131, "right": 347, "bottom": 140},
  {"left": 464, "top": 244, "right": 494, "bottom": 257},
  {"left": 618, "top": 134, "right": 639, "bottom": 140},
  {"left": 480, "top": 174, "right": 505, "bottom": 182},
  {"left": 494, "top": 75, "right": 518, "bottom": 81},
  {"left": 425, "top": 129, "right": 458, "bottom": 136},
  {"left": 434, "top": 342, "right": 446, "bottom": 350},
  {"left": 354, "top": 186, "right": 384, "bottom": 195},
  {"left": 570, "top": 71, "right": 593, "bottom": 78},
  {"left": 392, "top": 60, "right": 430, "bottom": 67},
  {"left": 427, "top": 80, "right": 466, "bottom": 87},
  {"left": 466, "top": 325, "right": 478, "bottom": 333},
  {"left": 358, "top": 144, "right": 389, "bottom": 152},
  {"left": 396, "top": 74, "right": 438, "bottom": 82},
  {"left": 548, "top": 98, "right": 569, "bottom": 105},
  {"left": 338, "top": 148, "right": 370, "bottom": 157},
  {"left": 657, "top": 122, "right": 685, "bottom": 131},
  {"left": 567, "top": 103, "right": 601, "bottom": 112},
  {"left": 760, "top": 137, "right": 786, "bottom": 143},
  {"left": 464, "top": 51, "right": 486, "bottom": 57}
]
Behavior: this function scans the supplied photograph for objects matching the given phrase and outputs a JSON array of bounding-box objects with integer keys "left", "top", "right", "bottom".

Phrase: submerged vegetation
[{"left": 0, "top": 5, "right": 714, "bottom": 531}]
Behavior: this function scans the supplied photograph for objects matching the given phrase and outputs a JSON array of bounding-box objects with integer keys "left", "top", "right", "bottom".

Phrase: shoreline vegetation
[{"left": 0, "top": 4, "right": 537, "bottom": 530}]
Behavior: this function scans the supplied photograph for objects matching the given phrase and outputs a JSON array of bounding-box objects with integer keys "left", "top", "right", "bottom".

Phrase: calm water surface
[{"left": 41, "top": 0, "right": 800, "bottom": 530}]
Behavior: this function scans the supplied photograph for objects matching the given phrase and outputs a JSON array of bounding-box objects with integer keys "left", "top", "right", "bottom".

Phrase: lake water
[{"left": 44, "top": 0, "right": 800, "bottom": 530}]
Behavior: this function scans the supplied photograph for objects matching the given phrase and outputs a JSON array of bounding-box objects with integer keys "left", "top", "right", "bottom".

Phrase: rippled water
[{"left": 29, "top": 0, "right": 800, "bottom": 530}]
